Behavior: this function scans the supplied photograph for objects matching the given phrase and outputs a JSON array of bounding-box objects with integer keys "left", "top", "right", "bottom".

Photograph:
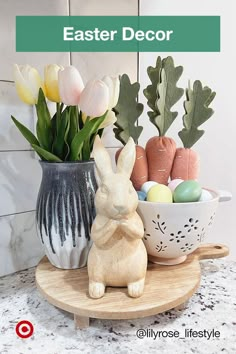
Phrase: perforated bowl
[{"left": 137, "top": 189, "right": 232, "bottom": 265}]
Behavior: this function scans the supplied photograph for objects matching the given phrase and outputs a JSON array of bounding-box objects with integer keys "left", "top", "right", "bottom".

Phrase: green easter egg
[
  {"left": 173, "top": 180, "right": 202, "bottom": 203},
  {"left": 147, "top": 184, "right": 173, "bottom": 203}
]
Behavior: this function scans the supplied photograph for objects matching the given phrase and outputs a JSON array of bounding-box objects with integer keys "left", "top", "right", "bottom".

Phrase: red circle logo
[{"left": 15, "top": 320, "right": 34, "bottom": 339}]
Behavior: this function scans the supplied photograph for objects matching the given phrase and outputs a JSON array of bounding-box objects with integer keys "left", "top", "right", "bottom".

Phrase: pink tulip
[
  {"left": 58, "top": 66, "right": 84, "bottom": 105},
  {"left": 79, "top": 80, "right": 109, "bottom": 118}
]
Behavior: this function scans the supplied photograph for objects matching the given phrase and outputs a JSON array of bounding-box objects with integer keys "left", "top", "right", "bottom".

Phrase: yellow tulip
[
  {"left": 13, "top": 64, "right": 44, "bottom": 105},
  {"left": 44, "top": 64, "right": 63, "bottom": 102}
]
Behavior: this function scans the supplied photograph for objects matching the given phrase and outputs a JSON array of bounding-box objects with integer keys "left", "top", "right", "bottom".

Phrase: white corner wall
[{"left": 139, "top": 0, "right": 235, "bottom": 260}]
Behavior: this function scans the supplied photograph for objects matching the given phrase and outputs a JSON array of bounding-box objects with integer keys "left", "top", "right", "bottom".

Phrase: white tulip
[
  {"left": 99, "top": 110, "right": 117, "bottom": 129},
  {"left": 102, "top": 76, "right": 120, "bottom": 109}
]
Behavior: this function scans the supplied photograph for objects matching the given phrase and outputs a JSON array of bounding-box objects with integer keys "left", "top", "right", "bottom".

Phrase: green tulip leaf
[
  {"left": 52, "top": 106, "right": 70, "bottom": 159},
  {"left": 63, "top": 109, "right": 71, "bottom": 161},
  {"left": 69, "top": 113, "right": 107, "bottom": 161},
  {"left": 32, "top": 144, "right": 62, "bottom": 162},
  {"left": 67, "top": 106, "right": 79, "bottom": 146},
  {"left": 11, "top": 116, "right": 40, "bottom": 147},
  {"left": 179, "top": 80, "right": 216, "bottom": 148},
  {"left": 152, "top": 57, "right": 184, "bottom": 136},
  {"left": 113, "top": 74, "right": 144, "bottom": 145},
  {"left": 35, "top": 88, "right": 53, "bottom": 151},
  {"left": 51, "top": 102, "right": 64, "bottom": 141}
]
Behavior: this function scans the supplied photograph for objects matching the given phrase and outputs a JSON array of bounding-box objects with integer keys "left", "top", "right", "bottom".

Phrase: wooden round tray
[{"left": 35, "top": 243, "right": 229, "bottom": 329}]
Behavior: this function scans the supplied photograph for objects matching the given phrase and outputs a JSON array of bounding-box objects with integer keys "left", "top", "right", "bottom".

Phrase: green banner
[{"left": 16, "top": 16, "right": 220, "bottom": 52}]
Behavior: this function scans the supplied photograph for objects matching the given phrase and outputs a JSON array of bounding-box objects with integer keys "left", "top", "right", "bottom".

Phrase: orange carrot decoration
[
  {"left": 115, "top": 145, "right": 148, "bottom": 190},
  {"left": 171, "top": 81, "right": 216, "bottom": 180},
  {"left": 113, "top": 74, "right": 148, "bottom": 190},
  {"left": 143, "top": 56, "right": 184, "bottom": 185}
]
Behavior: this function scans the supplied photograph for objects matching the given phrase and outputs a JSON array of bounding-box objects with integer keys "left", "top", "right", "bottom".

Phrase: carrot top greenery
[{"left": 113, "top": 56, "right": 216, "bottom": 186}]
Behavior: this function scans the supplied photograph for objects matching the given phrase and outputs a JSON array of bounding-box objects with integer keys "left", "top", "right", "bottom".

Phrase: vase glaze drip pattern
[{"left": 36, "top": 161, "right": 97, "bottom": 269}]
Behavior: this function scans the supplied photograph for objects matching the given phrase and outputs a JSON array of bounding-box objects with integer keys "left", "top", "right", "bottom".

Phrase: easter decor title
[
  {"left": 16, "top": 16, "right": 220, "bottom": 52},
  {"left": 63, "top": 26, "right": 174, "bottom": 42}
]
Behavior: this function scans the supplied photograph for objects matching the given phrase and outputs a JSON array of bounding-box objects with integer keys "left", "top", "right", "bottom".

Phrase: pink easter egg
[{"left": 168, "top": 179, "right": 184, "bottom": 193}]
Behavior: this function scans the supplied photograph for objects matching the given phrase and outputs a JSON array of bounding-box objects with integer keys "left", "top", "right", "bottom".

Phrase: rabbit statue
[{"left": 87, "top": 136, "right": 147, "bottom": 299}]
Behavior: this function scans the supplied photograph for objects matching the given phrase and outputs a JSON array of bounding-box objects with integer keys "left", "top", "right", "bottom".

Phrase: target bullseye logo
[{"left": 15, "top": 320, "right": 34, "bottom": 338}]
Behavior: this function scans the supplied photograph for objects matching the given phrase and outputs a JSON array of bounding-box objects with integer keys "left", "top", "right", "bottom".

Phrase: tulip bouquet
[{"left": 12, "top": 64, "right": 119, "bottom": 161}]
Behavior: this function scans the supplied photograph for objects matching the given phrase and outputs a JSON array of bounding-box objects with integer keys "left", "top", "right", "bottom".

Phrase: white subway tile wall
[
  {"left": 0, "top": 0, "right": 70, "bottom": 80},
  {"left": 0, "top": 211, "right": 44, "bottom": 277},
  {"left": 0, "top": 151, "right": 41, "bottom": 216},
  {"left": 0, "top": 82, "right": 34, "bottom": 150},
  {"left": 70, "top": 0, "right": 138, "bottom": 148},
  {"left": 0, "top": 0, "right": 138, "bottom": 276}
]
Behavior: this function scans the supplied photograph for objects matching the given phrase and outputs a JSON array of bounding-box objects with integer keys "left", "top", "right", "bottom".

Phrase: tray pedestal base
[
  {"left": 148, "top": 255, "right": 187, "bottom": 265},
  {"left": 74, "top": 315, "right": 90, "bottom": 329},
  {"left": 35, "top": 244, "right": 229, "bottom": 329}
]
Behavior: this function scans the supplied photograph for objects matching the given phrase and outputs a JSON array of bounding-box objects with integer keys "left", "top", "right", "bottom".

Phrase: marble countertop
[{"left": 0, "top": 259, "right": 235, "bottom": 354}]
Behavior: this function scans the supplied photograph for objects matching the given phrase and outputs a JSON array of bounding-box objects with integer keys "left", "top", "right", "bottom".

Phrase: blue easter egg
[{"left": 137, "top": 191, "right": 147, "bottom": 201}]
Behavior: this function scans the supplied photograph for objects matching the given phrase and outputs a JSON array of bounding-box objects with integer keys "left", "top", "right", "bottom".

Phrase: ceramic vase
[{"left": 36, "top": 160, "right": 97, "bottom": 269}]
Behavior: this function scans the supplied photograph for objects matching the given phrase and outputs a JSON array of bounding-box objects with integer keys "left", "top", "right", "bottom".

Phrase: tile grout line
[
  {"left": 68, "top": 0, "right": 73, "bottom": 65},
  {"left": 0, "top": 149, "right": 33, "bottom": 153},
  {"left": 0, "top": 80, "right": 14, "bottom": 84},
  {"left": 0, "top": 147, "right": 118, "bottom": 153},
  {"left": 137, "top": 0, "right": 140, "bottom": 145},
  {"left": 0, "top": 210, "right": 36, "bottom": 219}
]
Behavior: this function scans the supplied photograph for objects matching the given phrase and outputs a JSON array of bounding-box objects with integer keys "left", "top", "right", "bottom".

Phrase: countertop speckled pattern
[{"left": 0, "top": 259, "right": 235, "bottom": 354}]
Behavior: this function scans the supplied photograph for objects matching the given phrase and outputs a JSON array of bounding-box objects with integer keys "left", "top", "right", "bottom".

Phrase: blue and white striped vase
[{"left": 36, "top": 160, "right": 97, "bottom": 269}]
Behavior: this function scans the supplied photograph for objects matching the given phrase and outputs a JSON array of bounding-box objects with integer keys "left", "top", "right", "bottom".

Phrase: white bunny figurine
[{"left": 87, "top": 136, "right": 147, "bottom": 299}]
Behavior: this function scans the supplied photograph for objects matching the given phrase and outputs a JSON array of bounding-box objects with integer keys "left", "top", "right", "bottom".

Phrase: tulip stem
[
  {"left": 75, "top": 105, "right": 79, "bottom": 133},
  {"left": 56, "top": 102, "right": 60, "bottom": 132}
]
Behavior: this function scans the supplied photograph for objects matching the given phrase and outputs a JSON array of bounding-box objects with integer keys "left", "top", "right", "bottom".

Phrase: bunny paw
[
  {"left": 89, "top": 281, "right": 105, "bottom": 299},
  {"left": 128, "top": 278, "right": 145, "bottom": 298}
]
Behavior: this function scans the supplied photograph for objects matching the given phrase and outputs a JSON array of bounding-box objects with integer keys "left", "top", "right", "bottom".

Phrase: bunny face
[
  {"left": 95, "top": 173, "right": 138, "bottom": 219},
  {"left": 93, "top": 136, "right": 138, "bottom": 219}
]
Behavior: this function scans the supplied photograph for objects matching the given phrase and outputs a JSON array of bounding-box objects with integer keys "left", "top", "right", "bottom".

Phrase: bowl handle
[
  {"left": 217, "top": 190, "right": 232, "bottom": 202},
  {"left": 193, "top": 243, "right": 229, "bottom": 260}
]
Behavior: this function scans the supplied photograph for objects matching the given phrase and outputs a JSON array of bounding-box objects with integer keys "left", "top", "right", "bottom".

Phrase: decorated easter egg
[
  {"left": 168, "top": 179, "right": 184, "bottom": 193},
  {"left": 141, "top": 181, "right": 158, "bottom": 194},
  {"left": 173, "top": 180, "right": 202, "bottom": 203},
  {"left": 199, "top": 189, "right": 213, "bottom": 202},
  {"left": 137, "top": 191, "right": 147, "bottom": 201},
  {"left": 147, "top": 184, "right": 173, "bottom": 203}
]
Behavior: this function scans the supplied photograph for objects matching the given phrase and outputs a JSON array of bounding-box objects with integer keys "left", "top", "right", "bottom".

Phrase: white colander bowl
[{"left": 137, "top": 189, "right": 232, "bottom": 265}]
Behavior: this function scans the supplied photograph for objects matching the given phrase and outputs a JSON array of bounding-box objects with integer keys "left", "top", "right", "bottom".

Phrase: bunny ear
[
  {"left": 92, "top": 135, "right": 113, "bottom": 181},
  {"left": 116, "top": 137, "right": 136, "bottom": 178}
]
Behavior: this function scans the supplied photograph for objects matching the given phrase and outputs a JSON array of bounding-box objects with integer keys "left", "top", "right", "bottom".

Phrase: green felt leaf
[
  {"left": 143, "top": 56, "right": 162, "bottom": 123},
  {"left": 113, "top": 74, "right": 144, "bottom": 145},
  {"left": 35, "top": 88, "right": 53, "bottom": 151},
  {"left": 179, "top": 80, "right": 216, "bottom": 148},
  {"left": 154, "top": 57, "right": 184, "bottom": 136},
  {"left": 11, "top": 116, "right": 40, "bottom": 147},
  {"left": 69, "top": 113, "right": 107, "bottom": 161},
  {"left": 32, "top": 144, "right": 62, "bottom": 162}
]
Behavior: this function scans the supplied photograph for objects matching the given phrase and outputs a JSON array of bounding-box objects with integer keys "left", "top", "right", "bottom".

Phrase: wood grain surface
[{"left": 35, "top": 244, "right": 229, "bottom": 321}]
